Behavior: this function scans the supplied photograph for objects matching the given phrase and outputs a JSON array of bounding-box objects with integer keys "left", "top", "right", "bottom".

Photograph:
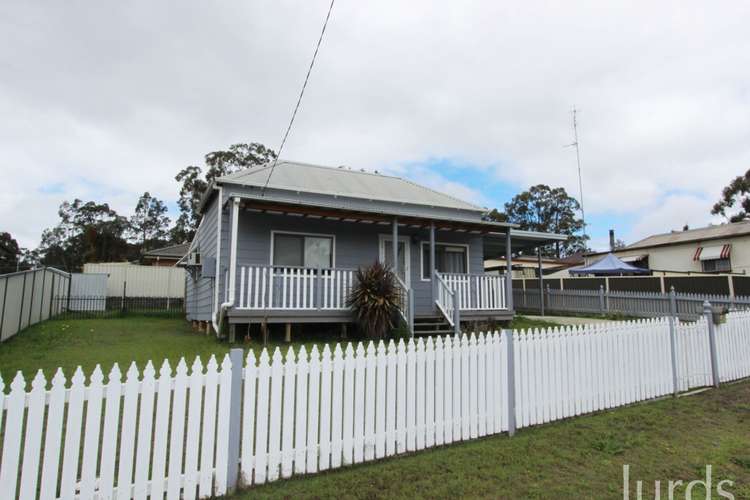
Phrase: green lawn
[
  {"left": 232, "top": 381, "right": 750, "bottom": 499},
  {"left": 0, "top": 317, "right": 234, "bottom": 380},
  {"left": 0, "top": 315, "right": 557, "bottom": 381}
]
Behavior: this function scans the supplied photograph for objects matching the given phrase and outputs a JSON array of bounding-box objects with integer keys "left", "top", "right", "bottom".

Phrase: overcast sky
[{"left": 2, "top": 1, "right": 749, "bottom": 251}]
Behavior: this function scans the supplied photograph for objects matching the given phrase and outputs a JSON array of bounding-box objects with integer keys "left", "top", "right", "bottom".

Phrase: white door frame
[{"left": 378, "top": 234, "right": 411, "bottom": 287}]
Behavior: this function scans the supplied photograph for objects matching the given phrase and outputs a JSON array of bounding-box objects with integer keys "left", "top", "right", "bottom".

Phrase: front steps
[{"left": 412, "top": 316, "right": 454, "bottom": 336}]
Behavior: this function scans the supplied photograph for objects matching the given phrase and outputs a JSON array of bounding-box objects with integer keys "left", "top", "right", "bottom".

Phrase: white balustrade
[{"left": 236, "top": 266, "right": 355, "bottom": 310}]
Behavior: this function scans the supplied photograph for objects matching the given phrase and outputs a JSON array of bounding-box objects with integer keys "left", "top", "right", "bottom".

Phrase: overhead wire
[{"left": 262, "top": 0, "right": 336, "bottom": 193}]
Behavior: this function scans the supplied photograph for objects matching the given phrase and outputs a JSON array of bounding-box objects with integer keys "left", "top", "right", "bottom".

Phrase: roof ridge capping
[{"left": 216, "top": 159, "right": 487, "bottom": 213}]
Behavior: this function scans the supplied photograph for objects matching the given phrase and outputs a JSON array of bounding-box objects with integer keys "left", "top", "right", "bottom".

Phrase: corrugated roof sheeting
[
  {"left": 627, "top": 221, "right": 750, "bottom": 250},
  {"left": 218, "top": 161, "right": 486, "bottom": 212}
]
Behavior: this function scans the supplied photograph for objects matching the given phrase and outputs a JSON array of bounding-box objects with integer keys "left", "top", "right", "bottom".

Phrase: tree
[
  {"left": 0, "top": 232, "right": 20, "bottom": 273},
  {"left": 495, "top": 184, "right": 588, "bottom": 258},
  {"left": 174, "top": 142, "right": 276, "bottom": 241},
  {"left": 712, "top": 169, "right": 750, "bottom": 222},
  {"left": 37, "top": 199, "right": 132, "bottom": 271},
  {"left": 613, "top": 238, "right": 627, "bottom": 250},
  {"left": 130, "top": 192, "right": 170, "bottom": 250}
]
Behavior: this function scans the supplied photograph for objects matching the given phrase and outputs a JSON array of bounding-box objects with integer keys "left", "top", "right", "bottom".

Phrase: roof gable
[{"left": 217, "top": 161, "right": 486, "bottom": 212}]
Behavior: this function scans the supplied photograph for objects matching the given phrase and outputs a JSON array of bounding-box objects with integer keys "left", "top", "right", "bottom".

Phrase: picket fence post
[
  {"left": 668, "top": 288, "right": 679, "bottom": 396},
  {"left": 225, "top": 348, "right": 244, "bottom": 492},
  {"left": 703, "top": 301, "right": 721, "bottom": 388},
  {"left": 503, "top": 330, "right": 517, "bottom": 436}
]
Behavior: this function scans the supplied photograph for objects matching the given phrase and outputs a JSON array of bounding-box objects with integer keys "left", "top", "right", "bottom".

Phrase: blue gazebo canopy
[{"left": 569, "top": 253, "right": 650, "bottom": 276}]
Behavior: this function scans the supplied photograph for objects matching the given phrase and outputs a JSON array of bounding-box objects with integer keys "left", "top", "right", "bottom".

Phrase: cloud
[
  {"left": 1, "top": 1, "right": 749, "bottom": 249},
  {"left": 626, "top": 194, "right": 724, "bottom": 244}
]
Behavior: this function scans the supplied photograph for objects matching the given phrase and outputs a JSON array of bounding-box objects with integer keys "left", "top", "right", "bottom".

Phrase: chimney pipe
[{"left": 609, "top": 229, "right": 615, "bottom": 251}]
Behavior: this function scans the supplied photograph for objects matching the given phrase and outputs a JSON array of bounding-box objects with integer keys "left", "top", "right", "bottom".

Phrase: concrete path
[{"left": 524, "top": 315, "right": 616, "bottom": 326}]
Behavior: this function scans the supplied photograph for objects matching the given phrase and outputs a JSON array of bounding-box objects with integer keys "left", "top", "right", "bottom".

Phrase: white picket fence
[
  {"left": 0, "top": 356, "right": 234, "bottom": 500},
  {"left": 1, "top": 312, "right": 749, "bottom": 499}
]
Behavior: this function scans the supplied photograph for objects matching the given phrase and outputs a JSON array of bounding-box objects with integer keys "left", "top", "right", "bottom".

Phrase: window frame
[
  {"left": 419, "top": 242, "right": 470, "bottom": 281},
  {"left": 377, "top": 234, "right": 412, "bottom": 287},
  {"left": 269, "top": 230, "right": 336, "bottom": 268},
  {"left": 700, "top": 257, "right": 731, "bottom": 273}
]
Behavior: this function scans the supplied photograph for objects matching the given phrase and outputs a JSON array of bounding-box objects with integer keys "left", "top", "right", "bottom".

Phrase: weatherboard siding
[
  {"left": 189, "top": 193, "right": 488, "bottom": 323},
  {"left": 185, "top": 199, "right": 220, "bottom": 321},
  {"left": 230, "top": 211, "right": 485, "bottom": 316}
]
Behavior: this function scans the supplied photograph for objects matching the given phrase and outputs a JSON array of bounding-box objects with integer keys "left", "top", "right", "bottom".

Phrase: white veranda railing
[
  {"left": 236, "top": 265, "right": 355, "bottom": 310},
  {"left": 439, "top": 273, "right": 506, "bottom": 311}
]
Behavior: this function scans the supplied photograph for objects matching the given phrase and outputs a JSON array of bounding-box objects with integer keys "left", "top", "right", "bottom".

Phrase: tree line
[
  {"left": 1, "top": 140, "right": 600, "bottom": 273},
  {"left": 1, "top": 143, "right": 276, "bottom": 273}
]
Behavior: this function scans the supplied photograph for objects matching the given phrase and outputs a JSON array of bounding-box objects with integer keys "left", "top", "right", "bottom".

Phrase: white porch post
[
  {"left": 505, "top": 230, "right": 514, "bottom": 312},
  {"left": 392, "top": 217, "right": 399, "bottom": 276},
  {"left": 537, "top": 246, "right": 544, "bottom": 316},
  {"left": 430, "top": 221, "right": 436, "bottom": 307},
  {"left": 227, "top": 197, "right": 240, "bottom": 304}
]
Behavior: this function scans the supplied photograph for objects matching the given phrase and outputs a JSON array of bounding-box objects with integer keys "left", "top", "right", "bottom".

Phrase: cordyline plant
[{"left": 346, "top": 261, "right": 401, "bottom": 339}]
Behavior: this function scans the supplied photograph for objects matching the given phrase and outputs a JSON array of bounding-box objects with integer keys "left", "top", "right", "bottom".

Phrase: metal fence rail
[
  {"left": 0, "top": 268, "right": 70, "bottom": 342},
  {"left": 54, "top": 296, "right": 185, "bottom": 319},
  {"left": 514, "top": 285, "right": 750, "bottom": 320}
]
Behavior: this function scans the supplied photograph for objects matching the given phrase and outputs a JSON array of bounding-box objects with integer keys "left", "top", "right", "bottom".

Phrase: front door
[{"left": 379, "top": 235, "right": 411, "bottom": 287}]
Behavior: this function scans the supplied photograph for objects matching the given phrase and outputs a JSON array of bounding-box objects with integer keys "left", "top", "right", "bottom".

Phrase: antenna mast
[{"left": 570, "top": 107, "right": 587, "bottom": 239}]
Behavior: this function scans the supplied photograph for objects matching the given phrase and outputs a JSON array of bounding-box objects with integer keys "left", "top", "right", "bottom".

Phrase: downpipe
[{"left": 213, "top": 194, "right": 240, "bottom": 337}]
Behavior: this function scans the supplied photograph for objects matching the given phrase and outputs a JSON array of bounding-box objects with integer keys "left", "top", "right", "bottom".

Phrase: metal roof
[
  {"left": 217, "top": 160, "right": 487, "bottom": 212},
  {"left": 482, "top": 229, "right": 570, "bottom": 258},
  {"left": 143, "top": 243, "right": 190, "bottom": 258},
  {"left": 623, "top": 221, "right": 750, "bottom": 251}
]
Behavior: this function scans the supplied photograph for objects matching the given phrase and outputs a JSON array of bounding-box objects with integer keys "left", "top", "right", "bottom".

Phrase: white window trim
[
  {"left": 269, "top": 230, "right": 336, "bottom": 268},
  {"left": 377, "top": 234, "right": 412, "bottom": 287},
  {"left": 420, "top": 242, "right": 470, "bottom": 281}
]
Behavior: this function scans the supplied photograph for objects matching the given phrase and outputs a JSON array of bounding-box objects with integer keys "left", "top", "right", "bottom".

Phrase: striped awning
[{"left": 693, "top": 244, "right": 731, "bottom": 261}]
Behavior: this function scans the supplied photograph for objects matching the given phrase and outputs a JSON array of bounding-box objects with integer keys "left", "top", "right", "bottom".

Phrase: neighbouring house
[
  {"left": 142, "top": 243, "right": 190, "bottom": 267},
  {"left": 587, "top": 221, "right": 750, "bottom": 275},
  {"left": 182, "top": 161, "right": 565, "bottom": 337}
]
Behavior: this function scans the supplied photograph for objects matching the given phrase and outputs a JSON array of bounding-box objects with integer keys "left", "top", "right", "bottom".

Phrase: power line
[{"left": 262, "top": 0, "right": 336, "bottom": 193}]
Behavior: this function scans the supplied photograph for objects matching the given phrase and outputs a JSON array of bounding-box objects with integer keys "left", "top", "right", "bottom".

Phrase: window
[
  {"left": 701, "top": 258, "right": 731, "bottom": 273},
  {"left": 272, "top": 233, "right": 333, "bottom": 268},
  {"left": 421, "top": 243, "right": 468, "bottom": 279}
]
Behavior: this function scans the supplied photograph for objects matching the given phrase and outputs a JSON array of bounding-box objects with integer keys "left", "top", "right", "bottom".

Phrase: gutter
[{"left": 212, "top": 191, "right": 241, "bottom": 336}]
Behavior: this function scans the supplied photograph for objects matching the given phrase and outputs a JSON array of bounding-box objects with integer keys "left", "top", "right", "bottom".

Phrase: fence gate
[{"left": 69, "top": 273, "right": 108, "bottom": 311}]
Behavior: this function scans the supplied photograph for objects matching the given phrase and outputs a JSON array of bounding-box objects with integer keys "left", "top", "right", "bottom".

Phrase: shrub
[{"left": 347, "top": 261, "right": 401, "bottom": 339}]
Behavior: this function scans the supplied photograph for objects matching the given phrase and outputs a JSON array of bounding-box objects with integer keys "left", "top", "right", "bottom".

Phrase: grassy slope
[
  {"left": 0, "top": 315, "right": 561, "bottom": 380},
  {"left": 234, "top": 382, "right": 750, "bottom": 499},
  {"left": 0, "top": 317, "right": 232, "bottom": 380}
]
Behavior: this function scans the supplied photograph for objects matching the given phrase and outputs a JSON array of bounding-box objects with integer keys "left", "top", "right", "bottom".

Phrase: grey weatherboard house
[{"left": 182, "top": 161, "right": 565, "bottom": 338}]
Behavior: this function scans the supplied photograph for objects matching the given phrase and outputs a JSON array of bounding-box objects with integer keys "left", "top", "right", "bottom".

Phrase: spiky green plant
[{"left": 347, "top": 261, "right": 401, "bottom": 339}]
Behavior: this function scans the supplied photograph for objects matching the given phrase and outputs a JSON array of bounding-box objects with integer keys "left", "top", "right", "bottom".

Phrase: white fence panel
[
  {"left": 715, "top": 310, "right": 750, "bottom": 383},
  {"left": 0, "top": 355, "right": 231, "bottom": 500},
  {"left": 2, "top": 314, "right": 750, "bottom": 498},
  {"left": 69, "top": 273, "right": 108, "bottom": 311},
  {"left": 84, "top": 263, "right": 185, "bottom": 298}
]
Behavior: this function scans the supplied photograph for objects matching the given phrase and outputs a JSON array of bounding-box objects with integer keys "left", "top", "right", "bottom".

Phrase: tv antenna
[{"left": 564, "top": 106, "right": 587, "bottom": 239}]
